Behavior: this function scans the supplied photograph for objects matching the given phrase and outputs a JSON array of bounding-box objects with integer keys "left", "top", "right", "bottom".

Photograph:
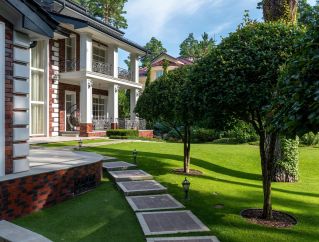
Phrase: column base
[
  {"left": 80, "top": 123, "right": 93, "bottom": 137},
  {"left": 111, "top": 123, "right": 118, "bottom": 129}
]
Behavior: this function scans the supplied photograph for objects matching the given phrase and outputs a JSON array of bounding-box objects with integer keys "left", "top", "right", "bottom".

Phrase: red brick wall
[
  {"left": 1, "top": 16, "right": 14, "bottom": 174},
  {"left": 59, "top": 83, "right": 108, "bottom": 132},
  {"left": 0, "top": 162, "right": 102, "bottom": 221},
  {"left": 139, "top": 130, "right": 154, "bottom": 138}
]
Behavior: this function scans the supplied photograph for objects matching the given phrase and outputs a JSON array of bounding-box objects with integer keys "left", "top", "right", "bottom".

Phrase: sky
[{"left": 119, "top": 0, "right": 317, "bottom": 67}]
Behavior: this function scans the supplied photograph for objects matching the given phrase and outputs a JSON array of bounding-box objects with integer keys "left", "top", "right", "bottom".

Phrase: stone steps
[
  {"left": 146, "top": 236, "right": 220, "bottom": 242},
  {"left": 103, "top": 161, "right": 137, "bottom": 171},
  {"left": 109, "top": 170, "right": 153, "bottom": 182},
  {"left": 117, "top": 180, "right": 167, "bottom": 196}
]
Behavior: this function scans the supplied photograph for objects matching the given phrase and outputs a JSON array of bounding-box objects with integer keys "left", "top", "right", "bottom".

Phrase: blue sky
[{"left": 119, "top": 0, "right": 316, "bottom": 67}]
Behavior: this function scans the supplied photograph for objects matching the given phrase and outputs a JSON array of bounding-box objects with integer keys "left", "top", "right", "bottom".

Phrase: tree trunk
[
  {"left": 183, "top": 125, "right": 191, "bottom": 174},
  {"left": 263, "top": 0, "right": 298, "bottom": 23},
  {"left": 259, "top": 131, "right": 279, "bottom": 219}
]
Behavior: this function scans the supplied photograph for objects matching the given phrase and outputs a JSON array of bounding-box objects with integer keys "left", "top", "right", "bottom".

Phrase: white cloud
[{"left": 125, "top": 0, "right": 222, "bottom": 39}]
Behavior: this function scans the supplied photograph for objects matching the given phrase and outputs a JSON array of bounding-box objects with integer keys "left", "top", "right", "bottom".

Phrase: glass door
[{"left": 65, "top": 92, "right": 77, "bottom": 131}]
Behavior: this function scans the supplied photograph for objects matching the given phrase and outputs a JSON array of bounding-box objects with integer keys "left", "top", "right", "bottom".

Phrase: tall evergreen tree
[{"left": 76, "top": 0, "right": 128, "bottom": 29}]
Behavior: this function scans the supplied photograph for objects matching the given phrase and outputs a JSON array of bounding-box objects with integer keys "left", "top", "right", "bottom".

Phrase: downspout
[{"left": 0, "top": 22, "right": 5, "bottom": 176}]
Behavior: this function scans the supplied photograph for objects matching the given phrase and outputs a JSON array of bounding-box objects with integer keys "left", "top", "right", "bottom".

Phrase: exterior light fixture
[
  {"left": 182, "top": 177, "right": 190, "bottom": 200},
  {"left": 78, "top": 139, "right": 83, "bottom": 150},
  {"left": 132, "top": 149, "right": 138, "bottom": 164}
]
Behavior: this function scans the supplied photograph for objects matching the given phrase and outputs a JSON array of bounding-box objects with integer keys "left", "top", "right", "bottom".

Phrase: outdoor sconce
[
  {"left": 132, "top": 149, "right": 138, "bottom": 164},
  {"left": 182, "top": 177, "right": 190, "bottom": 200},
  {"left": 78, "top": 139, "right": 83, "bottom": 150}
]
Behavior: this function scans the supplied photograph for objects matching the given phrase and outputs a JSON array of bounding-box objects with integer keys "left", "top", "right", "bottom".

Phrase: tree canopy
[
  {"left": 179, "top": 32, "right": 215, "bottom": 60},
  {"left": 141, "top": 37, "right": 167, "bottom": 67},
  {"left": 76, "top": 0, "right": 128, "bottom": 29}
]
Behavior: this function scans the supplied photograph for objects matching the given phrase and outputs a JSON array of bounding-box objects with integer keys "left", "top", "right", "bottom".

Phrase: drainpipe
[{"left": 0, "top": 22, "right": 5, "bottom": 176}]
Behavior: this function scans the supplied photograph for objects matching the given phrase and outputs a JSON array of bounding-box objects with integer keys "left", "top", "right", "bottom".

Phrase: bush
[
  {"left": 223, "top": 121, "right": 258, "bottom": 144},
  {"left": 212, "top": 138, "right": 242, "bottom": 144},
  {"left": 300, "top": 132, "right": 319, "bottom": 146},
  {"left": 107, "top": 129, "right": 138, "bottom": 138},
  {"left": 192, "top": 128, "right": 220, "bottom": 143}
]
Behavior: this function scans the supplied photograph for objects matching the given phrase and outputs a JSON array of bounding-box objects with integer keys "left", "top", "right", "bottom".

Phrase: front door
[{"left": 65, "top": 92, "right": 77, "bottom": 131}]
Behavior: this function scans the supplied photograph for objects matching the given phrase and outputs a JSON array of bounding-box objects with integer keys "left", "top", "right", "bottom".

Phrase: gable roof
[{"left": 151, "top": 52, "right": 193, "bottom": 67}]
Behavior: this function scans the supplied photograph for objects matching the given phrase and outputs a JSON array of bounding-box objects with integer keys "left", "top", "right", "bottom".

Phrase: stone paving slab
[
  {"left": 0, "top": 220, "right": 52, "bottom": 242},
  {"left": 103, "top": 161, "right": 137, "bottom": 171},
  {"left": 126, "top": 194, "right": 185, "bottom": 211},
  {"left": 109, "top": 170, "right": 153, "bottom": 182},
  {"left": 117, "top": 180, "right": 167, "bottom": 196},
  {"left": 136, "top": 210, "right": 210, "bottom": 236},
  {"left": 102, "top": 156, "right": 118, "bottom": 161},
  {"left": 146, "top": 236, "right": 220, "bottom": 242}
]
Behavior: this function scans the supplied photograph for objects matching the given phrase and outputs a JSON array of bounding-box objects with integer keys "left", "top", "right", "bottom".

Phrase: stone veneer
[
  {"left": 0, "top": 162, "right": 102, "bottom": 221},
  {"left": 49, "top": 40, "right": 60, "bottom": 137}
]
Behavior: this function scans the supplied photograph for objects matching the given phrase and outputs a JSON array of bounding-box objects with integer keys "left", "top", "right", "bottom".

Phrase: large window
[
  {"left": 93, "top": 95, "right": 107, "bottom": 119},
  {"left": 65, "top": 36, "right": 76, "bottom": 71},
  {"left": 30, "top": 41, "right": 46, "bottom": 136},
  {"left": 93, "top": 44, "right": 107, "bottom": 63}
]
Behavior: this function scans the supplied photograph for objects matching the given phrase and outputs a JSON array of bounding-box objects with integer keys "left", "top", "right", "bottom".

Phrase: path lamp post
[
  {"left": 78, "top": 139, "right": 83, "bottom": 150},
  {"left": 182, "top": 177, "right": 190, "bottom": 200},
  {"left": 132, "top": 149, "right": 138, "bottom": 164}
]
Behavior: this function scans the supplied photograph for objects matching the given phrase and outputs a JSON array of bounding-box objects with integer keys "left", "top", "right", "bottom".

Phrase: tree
[
  {"left": 141, "top": 37, "right": 167, "bottom": 67},
  {"left": 272, "top": 13, "right": 319, "bottom": 136},
  {"left": 193, "top": 22, "right": 302, "bottom": 219},
  {"left": 261, "top": 0, "right": 298, "bottom": 23},
  {"left": 135, "top": 67, "right": 196, "bottom": 173},
  {"left": 179, "top": 33, "right": 215, "bottom": 60},
  {"left": 118, "top": 89, "right": 130, "bottom": 118},
  {"left": 298, "top": 0, "right": 319, "bottom": 26},
  {"left": 76, "top": 0, "right": 128, "bottom": 29}
]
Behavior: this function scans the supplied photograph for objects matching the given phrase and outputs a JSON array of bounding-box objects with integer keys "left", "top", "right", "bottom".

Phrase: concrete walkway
[{"left": 103, "top": 158, "right": 220, "bottom": 241}]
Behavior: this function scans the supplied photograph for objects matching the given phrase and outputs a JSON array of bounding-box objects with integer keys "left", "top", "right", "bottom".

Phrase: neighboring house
[
  {"left": 139, "top": 53, "right": 193, "bottom": 86},
  {"left": 0, "top": 0, "right": 146, "bottom": 176}
]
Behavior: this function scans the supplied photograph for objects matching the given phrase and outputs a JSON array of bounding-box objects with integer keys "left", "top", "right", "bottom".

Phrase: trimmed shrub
[
  {"left": 212, "top": 138, "right": 241, "bottom": 144},
  {"left": 192, "top": 128, "right": 220, "bottom": 143},
  {"left": 107, "top": 129, "right": 138, "bottom": 138},
  {"left": 300, "top": 132, "right": 319, "bottom": 146},
  {"left": 223, "top": 121, "right": 258, "bottom": 144}
]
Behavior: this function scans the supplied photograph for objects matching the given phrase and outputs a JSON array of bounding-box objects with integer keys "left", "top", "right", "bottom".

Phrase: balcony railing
[
  {"left": 59, "top": 59, "right": 133, "bottom": 82},
  {"left": 92, "top": 60, "right": 113, "bottom": 76}
]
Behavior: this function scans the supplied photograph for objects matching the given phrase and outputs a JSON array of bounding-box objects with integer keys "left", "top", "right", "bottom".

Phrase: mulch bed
[
  {"left": 172, "top": 168, "right": 203, "bottom": 176},
  {"left": 241, "top": 209, "right": 297, "bottom": 228}
]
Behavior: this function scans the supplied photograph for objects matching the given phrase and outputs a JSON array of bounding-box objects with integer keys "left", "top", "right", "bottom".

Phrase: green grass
[
  {"left": 15, "top": 142, "right": 319, "bottom": 242},
  {"left": 14, "top": 176, "right": 144, "bottom": 242},
  {"left": 36, "top": 138, "right": 111, "bottom": 148}
]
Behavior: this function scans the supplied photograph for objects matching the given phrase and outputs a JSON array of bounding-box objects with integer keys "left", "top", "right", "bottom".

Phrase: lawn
[
  {"left": 15, "top": 142, "right": 319, "bottom": 242},
  {"left": 35, "top": 138, "right": 111, "bottom": 148}
]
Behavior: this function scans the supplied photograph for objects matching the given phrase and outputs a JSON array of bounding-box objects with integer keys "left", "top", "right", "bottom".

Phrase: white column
[
  {"left": 130, "top": 89, "right": 139, "bottom": 120},
  {"left": 130, "top": 53, "right": 139, "bottom": 83},
  {"left": 0, "top": 22, "right": 5, "bottom": 176},
  {"left": 80, "top": 79, "right": 93, "bottom": 124},
  {"left": 108, "top": 84, "right": 119, "bottom": 123},
  {"left": 80, "top": 33, "right": 92, "bottom": 72},
  {"left": 108, "top": 45, "right": 118, "bottom": 78}
]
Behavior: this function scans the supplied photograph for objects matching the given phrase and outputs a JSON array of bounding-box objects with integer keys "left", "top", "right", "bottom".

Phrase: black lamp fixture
[
  {"left": 78, "top": 139, "right": 83, "bottom": 150},
  {"left": 132, "top": 149, "right": 138, "bottom": 164},
  {"left": 182, "top": 177, "right": 190, "bottom": 200}
]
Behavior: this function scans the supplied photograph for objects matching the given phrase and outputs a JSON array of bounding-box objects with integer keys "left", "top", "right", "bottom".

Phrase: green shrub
[
  {"left": 300, "top": 132, "right": 319, "bottom": 146},
  {"left": 223, "top": 121, "right": 258, "bottom": 144},
  {"left": 192, "top": 128, "right": 220, "bottom": 143},
  {"left": 212, "top": 138, "right": 240, "bottom": 144},
  {"left": 107, "top": 129, "right": 138, "bottom": 138}
]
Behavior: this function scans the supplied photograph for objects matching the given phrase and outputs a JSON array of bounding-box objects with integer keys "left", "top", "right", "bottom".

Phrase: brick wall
[
  {"left": 0, "top": 162, "right": 102, "bottom": 221},
  {"left": 59, "top": 83, "right": 108, "bottom": 132},
  {"left": 1, "top": 16, "right": 14, "bottom": 174},
  {"left": 139, "top": 130, "right": 154, "bottom": 138}
]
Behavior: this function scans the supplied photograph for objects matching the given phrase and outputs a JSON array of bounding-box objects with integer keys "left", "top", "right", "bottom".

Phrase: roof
[
  {"left": 50, "top": 12, "right": 146, "bottom": 53},
  {"left": 151, "top": 52, "right": 194, "bottom": 67}
]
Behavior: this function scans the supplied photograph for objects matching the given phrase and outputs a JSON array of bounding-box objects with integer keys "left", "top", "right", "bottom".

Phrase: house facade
[
  {"left": 139, "top": 53, "right": 193, "bottom": 86},
  {"left": 0, "top": 0, "right": 146, "bottom": 177}
]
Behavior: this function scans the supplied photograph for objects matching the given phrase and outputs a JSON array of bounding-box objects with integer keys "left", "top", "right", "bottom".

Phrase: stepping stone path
[
  {"left": 126, "top": 194, "right": 184, "bottom": 211},
  {"left": 104, "top": 158, "right": 220, "bottom": 241},
  {"left": 109, "top": 170, "right": 153, "bottom": 181},
  {"left": 103, "top": 161, "right": 137, "bottom": 171},
  {"left": 117, "top": 180, "right": 167, "bottom": 196}
]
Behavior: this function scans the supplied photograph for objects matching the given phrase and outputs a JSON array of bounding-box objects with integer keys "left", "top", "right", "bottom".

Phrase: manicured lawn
[
  {"left": 15, "top": 142, "right": 319, "bottom": 242},
  {"left": 85, "top": 142, "right": 319, "bottom": 242},
  {"left": 14, "top": 176, "right": 145, "bottom": 242},
  {"left": 35, "top": 138, "right": 111, "bottom": 148}
]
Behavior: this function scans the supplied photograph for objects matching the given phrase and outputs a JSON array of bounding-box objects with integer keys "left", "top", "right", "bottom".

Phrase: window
[
  {"left": 93, "top": 95, "right": 107, "bottom": 119},
  {"left": 65, "top": 36, "right": 76, "bottom": 71},
  {"left": 156, "top": 70, "right": 164, "bottom": 79},
  {"left": 93, "top": 45, "right": 107, "bottom": 63},
  {"left": 30, "top": 41, "right": 46, "bottom": 135}
]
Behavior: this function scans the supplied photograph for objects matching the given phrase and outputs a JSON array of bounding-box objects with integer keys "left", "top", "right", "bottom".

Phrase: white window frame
[
  {"left": 92, "top": 43, "right": 107, "bottom": 64},
  {"left": 92, "top": 94, "right": 107, "bottom": 120},
  {"left": 65, "top": 35, "right": 77, "bottom": 71}
]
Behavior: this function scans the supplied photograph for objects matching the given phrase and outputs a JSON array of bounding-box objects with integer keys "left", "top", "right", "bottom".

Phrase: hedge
[{"left": 107, "top": 129, "right": 138, "bottom": 138}]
